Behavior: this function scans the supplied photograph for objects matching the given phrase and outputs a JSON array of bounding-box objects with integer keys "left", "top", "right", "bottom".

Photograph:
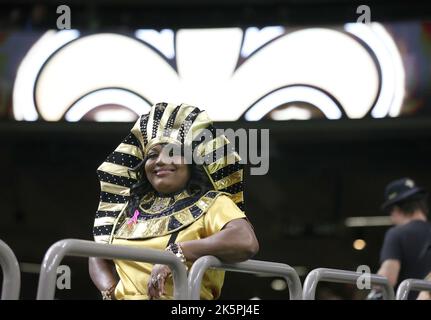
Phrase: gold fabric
[
  {"left": 214, "top": 170, "right": 243, "bottom": 190},
  {"left": 206, "top": 152, "right": 241, "bottom": 174},
  {"left": 115, "top": 143, "right": 143, "bottom": 159},
  {"left": 114, "top": 191, "right": 226, "bottom": 239},
  {"left": 97, "top": 202, "right": 127, "bottom": 212},
  {"left": 100, "top": 181, "right": 130, "bottom": 196},
  {"left": 112, "top": 194, "right": 246, "bottom": 300},
  {"left": 230, "top": 191, "right": 244, "bottom": 205},
  {"left": 98, "top": 162, "right": 137, "bottom": 179},
  {"left": 196, "top": 135, "right": 229, "bottom": 156},
  {"left": 94, "top": 139, "right": 140, "bottom": 244}
]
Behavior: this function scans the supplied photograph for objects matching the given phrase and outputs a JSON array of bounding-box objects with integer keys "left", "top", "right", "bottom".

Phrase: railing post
[
  {"left": 188, "top": 255, "right": 302, "bottom": 300},
  {"left": 396, "top": 279, "right": 431, "bottom": 300},
  {"left": 302, "top": 268, "right": 395, "bottom": 300},
  {"left": 37, "top": 239, "right": 188, "bottom": 300},
  {"left": 0, "top": 239, "right": 21, "bottom": 300}
]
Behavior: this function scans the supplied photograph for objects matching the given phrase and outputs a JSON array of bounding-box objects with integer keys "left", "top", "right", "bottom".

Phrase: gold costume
[
  {"left": 93, "top": 102, "right": 246, "bottom": 300},
  {"left": 113, "top": 194, "right": 245, "bottom": 300}
]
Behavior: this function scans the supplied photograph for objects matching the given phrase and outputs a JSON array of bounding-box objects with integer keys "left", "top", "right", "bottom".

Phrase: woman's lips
[{"left": 154, "top": 169, "right": 175, "bottom": 177}]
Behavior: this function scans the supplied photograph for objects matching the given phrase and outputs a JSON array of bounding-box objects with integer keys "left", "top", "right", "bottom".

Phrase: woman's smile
[
  {"left": 145, "top": 143, "right": 190, "bottom": 194},
  {"left": 154, "top": 167, "right": 176, "bottom": 177}
]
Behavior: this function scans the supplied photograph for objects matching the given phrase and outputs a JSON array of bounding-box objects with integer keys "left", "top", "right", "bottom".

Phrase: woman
[{"left": 89, "top": 102, "right": 259, "bottom": 300}]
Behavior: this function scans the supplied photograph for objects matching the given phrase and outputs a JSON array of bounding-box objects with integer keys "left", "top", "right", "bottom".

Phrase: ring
[
  {"left": 151, "top": 274, "right": 162, "bottom": 287},
  {"left": 151, "top": 276, "right": 158, "bottom": 287}
]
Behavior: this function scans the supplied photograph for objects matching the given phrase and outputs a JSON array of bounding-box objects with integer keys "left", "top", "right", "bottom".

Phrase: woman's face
[{"left": 144, "top": 144, "right": 191, "bottom": 194}]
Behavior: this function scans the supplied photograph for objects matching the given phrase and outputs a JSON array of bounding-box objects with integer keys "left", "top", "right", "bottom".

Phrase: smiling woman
[
  {"left": 145, "top": 144, "right": 191, "bottom": 194},
  {"left": 89, "top": 102, "right": 259, "bottom": 300}
]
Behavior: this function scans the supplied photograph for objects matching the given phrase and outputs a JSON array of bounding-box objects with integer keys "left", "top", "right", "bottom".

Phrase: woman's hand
[
  {"left": 147, "top": 264, "right": 172, "bottom": 299},
  {"left": 89, "top": 257, "right": 119, "bottom": 299}
]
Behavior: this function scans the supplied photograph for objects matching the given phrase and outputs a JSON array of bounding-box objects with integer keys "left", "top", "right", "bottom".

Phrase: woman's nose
[{"left": 155, "top": 150, "right": 171, "bottom": 165}]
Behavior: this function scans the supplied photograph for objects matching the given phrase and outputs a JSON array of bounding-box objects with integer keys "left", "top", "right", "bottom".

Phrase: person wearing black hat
[{"left": 368, "top": 178, "right": 431, "bottom": 300}]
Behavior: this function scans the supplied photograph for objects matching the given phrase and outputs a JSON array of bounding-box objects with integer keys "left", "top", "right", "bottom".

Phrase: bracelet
[
  {"left": 101, "top": 283, "right": 116, "bottom": 300},
  {"left": 166, "top": 243, "right": 187, "bottom": 268}
]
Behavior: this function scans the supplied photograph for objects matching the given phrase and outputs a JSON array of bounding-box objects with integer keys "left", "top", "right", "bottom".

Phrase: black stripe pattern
[
  {"left": 163, "top": 105, "right": 181, "bottom": 137},
  {"left": 210, "top": 161, "right": 242, "bottom": 181},
  {"left": 123, "top": 132, "right": 141, "bottom": 147},
  {"left": 189, "top": 204, "right": 203, "bottom": 218},
  {"left": 140, "top": 114, "right": 149, "bottom": 146},
  {"left": 100, "top": 191, "right": 128, "bottom": 204},
  {"left": 191, "top": 125, "right": 217, "bottom": 151},
  {"left": 177, "top": 108, "right": 200, "bottom": 144},
  {"left": 202, "top": 143, "right": 235, "bottom": 165},
  {"left": 136, "top": 193, "right": 202, "bottom": 220},
  {"left": 205, "top": 191, "right": 219, "bottom": 198},
  {"left": 93, "top": 225, "right": 114, "bottom": 236},
  {"left": 219, "top": 181, "right": 243, "bottom": 196},
  {"left": 168, "top": 216, "right": 182, "bottom": 230},
  {"left": 105, "top": 151, "right": 142, "bottom": 169},
  {"left": 236, "top": 202, "right": 245, "bottom": 211},
  {"left": 95, "top": 210, "right": 122, "bottom": 218},
  {"left": 151, "top": 103, "right": 167, "bottom": 139},
  {"left": 97, "top": 171, "right": 136, "bottom": 187}
]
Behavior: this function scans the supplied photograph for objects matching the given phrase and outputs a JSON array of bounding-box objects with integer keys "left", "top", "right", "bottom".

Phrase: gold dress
[{"left": 112, "top": 193, "right": 245, "bottom": 300}]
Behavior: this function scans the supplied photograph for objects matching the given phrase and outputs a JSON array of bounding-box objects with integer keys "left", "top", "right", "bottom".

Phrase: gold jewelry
[
  {"left": 101, "top": 290, "right": 113, "bottom": 300},
  {"left": 101, "top": 283, "right": 116, "bottom": 300},
  {"left": 139, "top": 190, "right": 191, "bottom": 214},
  {"left": 166, "top": 243, "right": 187, "bottom": 269},
  {"left": 151, "top": 274, "right": 162, "bottom": 287}
]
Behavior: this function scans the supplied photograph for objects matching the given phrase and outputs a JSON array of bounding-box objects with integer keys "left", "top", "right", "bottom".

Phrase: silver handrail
[
  {"left": 36, "top": 239, "right": 188, "bottom": 300},
  {"left": 188, "top": 255, "right": 302, "bottom": 300},
  {"left": 396, "top": 278, "right": 431, "bottom": 300},
  {"left": 303, "top": 268, "right": 395, "bottom": 300},
  {"left": 0, "top": 239, "right": 20, "bottom": 300}
]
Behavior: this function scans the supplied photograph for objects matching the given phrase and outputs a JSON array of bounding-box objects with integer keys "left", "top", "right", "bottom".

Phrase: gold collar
[
  {"left": 112, "top": 190, "right": 226, "bottom": 240},
  {"left": 139, "top": 189, "right": 191, "bottom": 214}
]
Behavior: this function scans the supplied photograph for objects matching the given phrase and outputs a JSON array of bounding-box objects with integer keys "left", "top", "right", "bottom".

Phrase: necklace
[{"left": 139, "top": 189, "right": 191, "bottom": 214}]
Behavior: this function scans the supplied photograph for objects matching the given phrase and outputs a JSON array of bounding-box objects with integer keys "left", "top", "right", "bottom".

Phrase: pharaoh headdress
[{"left": 93, "top": 103, "right": 244, "bottom": 243}]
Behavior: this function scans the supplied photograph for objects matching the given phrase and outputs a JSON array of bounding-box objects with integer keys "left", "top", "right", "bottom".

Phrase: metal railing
[
  {"left": 0, "top": 239, "right": 21, "bottom": 300},
  {"left": 188, "top": 255, "right": 302, "bottom": 300},
  {"left": 396, "top": 278, "right": 431, "bottom": 300},
  {"left": 303, "top": 268, "right": 395, "bottom": 300},
  {"left": 36, "top": 239, "right": 188, "bottom": 300}
]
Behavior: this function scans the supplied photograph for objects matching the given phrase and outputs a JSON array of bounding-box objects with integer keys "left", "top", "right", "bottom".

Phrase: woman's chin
[{"left": 153, "top": 184, "right": 180, "bottom": 195}]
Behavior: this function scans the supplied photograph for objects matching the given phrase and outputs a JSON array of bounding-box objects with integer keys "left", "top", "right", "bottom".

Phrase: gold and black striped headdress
[{"left": 93, "top": 102, "right": 244, "bottom": 243}]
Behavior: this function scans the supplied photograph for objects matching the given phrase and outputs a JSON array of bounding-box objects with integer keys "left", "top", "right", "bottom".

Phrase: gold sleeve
[{"left": 203, "top": 195, "right": 246, "bottom": 236}]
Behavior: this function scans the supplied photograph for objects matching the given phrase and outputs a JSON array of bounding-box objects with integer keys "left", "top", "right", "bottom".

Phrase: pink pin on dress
[{"left": 127, "top": 210, "right": 140, "bottom": 226}]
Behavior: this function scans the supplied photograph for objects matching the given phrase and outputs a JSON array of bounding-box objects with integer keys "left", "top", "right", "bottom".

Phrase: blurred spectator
[
  {"left": 368, "top": 178, "right": 431, "bottom": 300},
  {"left": 417, "top": 271, "right": 431, "bottom": 300}
]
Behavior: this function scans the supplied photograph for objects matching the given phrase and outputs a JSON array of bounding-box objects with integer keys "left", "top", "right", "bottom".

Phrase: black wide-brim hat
[{"left": 381, "top": 178, "right": 427, "bottom": 211}]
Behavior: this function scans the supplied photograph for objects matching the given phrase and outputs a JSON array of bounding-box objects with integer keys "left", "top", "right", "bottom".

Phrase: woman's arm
[
  {"left": 147, "top": 218, "right": 259, "bottom": 299},
  {"left": 88, "top": 257, "right": 119, "bottom": 296},
  {"left": 180, "top": 218, "right": 259, "bottom": 263}
]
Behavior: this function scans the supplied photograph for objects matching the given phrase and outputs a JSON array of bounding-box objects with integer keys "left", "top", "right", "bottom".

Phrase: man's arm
[
  {"left": 377, "top": 259, "right": 401, "bottom": 287},
  {"left": 417, "top": 272, "right": 431, "bottom": 300}
]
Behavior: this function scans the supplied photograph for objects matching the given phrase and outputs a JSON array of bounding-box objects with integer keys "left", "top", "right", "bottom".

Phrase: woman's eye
[{"left": 148, "top": 153, "right": 157, "bottom": 159}]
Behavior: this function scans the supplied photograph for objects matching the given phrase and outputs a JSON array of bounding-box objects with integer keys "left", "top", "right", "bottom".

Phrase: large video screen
[{"left": 2, "top": 21, "right": 431, "bottom": 122}]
